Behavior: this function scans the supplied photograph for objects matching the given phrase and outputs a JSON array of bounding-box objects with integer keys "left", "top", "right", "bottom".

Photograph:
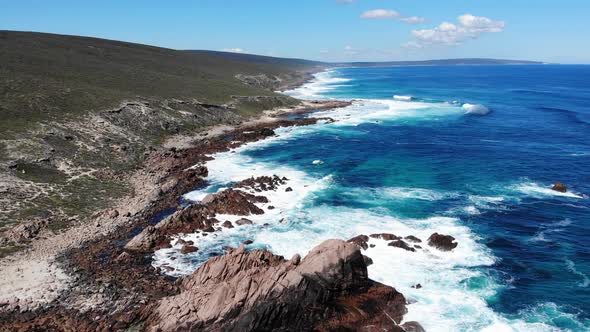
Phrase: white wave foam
[
  {"left": 529, "top": 231, "right": 551, "bottom": 243},
  {"left": 463, "top": 103, "right": 491, "bottom": 115},
  {"left": 510, "top": 181, "right": 584, "bottom": 199},
  {"left": 282, "top": 70, "right": 351, "bottom": 100},
  {"left": 307, "top": 98, "right": 464, "bottom": 127},
  {"left": 393, "top": 95, "right": 413, "bottom": 101},
  {"left": 380, "top": 187, "right": 457, "bottom": 201},
  {"left": 565, "top": 259, "right": 590, "bottom": 288}
]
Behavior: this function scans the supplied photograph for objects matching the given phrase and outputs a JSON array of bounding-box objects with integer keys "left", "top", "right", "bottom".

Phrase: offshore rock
[
  {"left": 551, "top": 181, "right": 567, "bottom": 193},
  {"left": 427, "top": 233, "right": 458, "bottom": 251},
  {"left": 370, "top": 233, "right": 401, "bottom": 241},
  {"left": 146, "top": 239, "right": 414, "bottom": 332}
]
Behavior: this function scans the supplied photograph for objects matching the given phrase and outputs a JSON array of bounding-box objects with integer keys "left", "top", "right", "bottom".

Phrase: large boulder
[
  {"left": 146, "top": 239, "right": 415, "bottom": 332},
  {"left": 427, "top": 233, "right": 458, "bottom": 251}
]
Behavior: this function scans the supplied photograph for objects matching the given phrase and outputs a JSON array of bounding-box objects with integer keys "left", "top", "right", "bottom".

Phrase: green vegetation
[
  {"left": 0, "top": 30, "right": 322, "bottom": 138},
  {"left": 0, "top": 31, "right": 323, "bottom": 237}
]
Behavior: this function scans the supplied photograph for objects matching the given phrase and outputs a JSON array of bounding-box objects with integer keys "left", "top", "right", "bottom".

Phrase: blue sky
[{"left": 1, "top": 0, "right": 589, "bottom": 63}]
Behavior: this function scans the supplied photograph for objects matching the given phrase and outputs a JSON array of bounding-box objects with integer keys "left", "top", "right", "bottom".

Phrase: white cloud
[
  {"left": 222, "top": 48, "right": 245, "bottom": 53},
  {"left": 400, "top": 16, "right": 426, "bottom": 24},
  {"left": 458, "top": 14, "right": 505, "bottom": 33},
  {"left": 401, "top": 41, "right": 424, "bottom": 49},
  {"left": 407, "top": 14, "right": 505, "bottom": 47},
  {"left": 361, "top": 9, "right": 400, "bottom": 19},
  {"left": 344, "top": 45, "right": 359, "bottom": 56}
]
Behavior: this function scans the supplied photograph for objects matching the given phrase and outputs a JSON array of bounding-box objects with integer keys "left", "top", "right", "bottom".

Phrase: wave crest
[
  {"left": 393, "top": 95, "right": 413, "bottom": 101},
  {"left": 463, "top": 103, "right": 491, "bottom": 115}
]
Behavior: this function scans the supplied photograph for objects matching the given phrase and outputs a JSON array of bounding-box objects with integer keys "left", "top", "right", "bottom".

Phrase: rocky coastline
[{"left": 0, "top": 95, "right": 461, "bottom": 331}]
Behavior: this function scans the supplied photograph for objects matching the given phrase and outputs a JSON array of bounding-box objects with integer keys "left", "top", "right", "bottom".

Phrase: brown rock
[
  {"left": 388, "top": 240, "right": 416, "bottom": 252},
  {"left": 235, "top": 218, "right": 253, "bottom": 226},
  {"left": 551, "top": 182, "right": 567, "bottom": 193},
  {"left": 404, "top": 235, "right": 422, "bottom": 243},
  {"left": 109, "top": 209, "right": 120, "bottom": 218},
  {"left": 427, "top": 233, "right": 458, "bottom": 251},
  {"left": 285, "top": 187, "right": 293, "bottom": 192},
  {"left": 370, "top": 233, "right": 401, "bottom": 241},
  {"left": 222, "top": 220, "right": 234, "bottom": 228},
  {"left": 401, "top": 321, "right": 426, "bottom": 332},
  {"left": 290, "top": 253, "right": 301, "bottom": 266},
  {"left": 348, "top": 234, "right": 369, "bottom": 250},
  {"left": 145, "top": 239, "right": 411, "bottom": 332},
  {"left": 180, "top": 245, "right": 198, "bottom": 254}
]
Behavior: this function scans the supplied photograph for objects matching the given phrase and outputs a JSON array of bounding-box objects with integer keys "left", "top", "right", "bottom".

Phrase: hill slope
[
  {"left": 0, "top": 31, "right": 323, "bottom": 137},
  {"left": 0, "top": 31, "right": 322, "bottom": 241}
]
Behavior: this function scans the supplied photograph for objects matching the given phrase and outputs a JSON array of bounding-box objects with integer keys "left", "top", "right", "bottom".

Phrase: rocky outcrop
[
  {"left": 0, "top": 219, "right": 47, "bottom": 244},
  {"left": 348, "top": 234, "right": 369, "bottom": 250},
  {"left": 405, "top": 235, "right": 422, "bottom": 243},
  {"left": 125, "top": 179, "right": 271, "bottom": 252},
  {"left": 234, "top": 174, "right": 287, "bottom": 192},
  {"left": 146, "top": 239, "right": 417, "bottom": 332},
  {"left": 389, "top": 239, "right": 416, "bottom": 252},
  {"left": 371, "top": 233, "right": 401, "bottom": 241},
  {"left": 427, "top": 233, "right": 458, "bottom": 251},
  {"left": 551, "top": 181, "right": 567, "bottom": 193}
]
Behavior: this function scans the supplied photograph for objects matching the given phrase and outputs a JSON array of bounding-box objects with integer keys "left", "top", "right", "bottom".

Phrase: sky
[{"left": 1, "top": 0, "right": 589, "bottom": 64}]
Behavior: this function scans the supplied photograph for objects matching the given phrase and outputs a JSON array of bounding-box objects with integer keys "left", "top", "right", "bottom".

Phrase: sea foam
[
  {"left": 282, "top": 70, "right": 351, "bottom": 100},
  {"left": 393, "top": 95, "right": 413, "bottom": 101},
  {"left": 510, "top": 181, "right": 585, "bottom": 199},
  {"left": 463, "top": 103, "right": 491, "bottom": 115}
]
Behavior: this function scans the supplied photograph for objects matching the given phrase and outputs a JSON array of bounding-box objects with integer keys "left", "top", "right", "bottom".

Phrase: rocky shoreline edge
[{"left": 0, "top": 96, "right": 462, "bottom": 331}]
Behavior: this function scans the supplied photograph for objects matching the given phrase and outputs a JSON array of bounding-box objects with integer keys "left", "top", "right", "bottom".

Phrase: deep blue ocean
[{"left": 154, "top": 65, "right": 590, "bottom": 331}]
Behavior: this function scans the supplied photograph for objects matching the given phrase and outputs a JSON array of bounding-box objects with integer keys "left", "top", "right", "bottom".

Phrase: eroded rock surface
[
  {"left": 146, "top": 239, "right": 416, "bottom": 332},
  {"left": 125, "top": 176, "right": 274, "bottom": 252}
]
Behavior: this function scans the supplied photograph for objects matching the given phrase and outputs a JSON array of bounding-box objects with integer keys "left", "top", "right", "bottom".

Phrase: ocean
[{"left": 154, "top": 65, "right": 590, "bottom": 331}]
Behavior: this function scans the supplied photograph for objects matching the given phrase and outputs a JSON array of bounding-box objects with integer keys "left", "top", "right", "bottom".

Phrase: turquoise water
[{"left": 154, "top": 65, "right": 590, "bottom": 331}]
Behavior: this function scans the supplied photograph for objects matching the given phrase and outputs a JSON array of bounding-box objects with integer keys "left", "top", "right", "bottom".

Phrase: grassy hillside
[
  {"left": 0, "top": 31, "right": 322, "bottom": 137},
  {"left": 0, "top": 31, "right": 324, "bottom": 241}
]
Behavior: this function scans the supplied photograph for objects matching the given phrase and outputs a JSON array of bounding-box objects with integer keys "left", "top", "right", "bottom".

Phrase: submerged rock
[
  {"left": 551, "top": 181, "right": 567, "bottom": 193},
  {"left": 370, "top": 233, "right": 401, "bottom": 241},
  {"left": 180, "top": 245, "right": 198, "bottom": 254},
  {"left": 405, "top": 235, "right": 422, "bottom": 243},
  {"left": 235, "top": 218, "right": 253, "bottom": 226},
  {"left": 427, "top": 233, "right": 458, "bottom": 251},
  {"left": 146, "top": 239, "right": 413, "bottom": 331},
  {"left": 388, "top": 240, "right": 416, "bottom": 252}
]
